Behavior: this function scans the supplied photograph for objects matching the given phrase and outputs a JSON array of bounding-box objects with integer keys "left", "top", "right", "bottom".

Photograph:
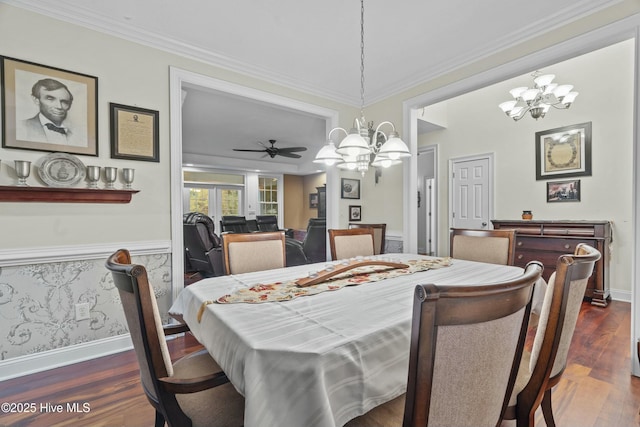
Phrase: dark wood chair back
[
  {"left": 346, "top": 261, "right": 543, "bottom": 427},
  {"left": 222, "top": 231, "right": 286, "bottom": 275},
  {"left": 505, "top": 243, "right": 601, "bottom": 427},
  {"left": 349, "top": 223, "right": 386, "bottom": 254},
  {"left": 105, "top": 249, "right": 243, "bottom": 427},
  {"left": 328, "top": 228, "right": 375, "bottom": 260},
  {"left": 450, "top": 228, "right": 516, "bottom": 265}
]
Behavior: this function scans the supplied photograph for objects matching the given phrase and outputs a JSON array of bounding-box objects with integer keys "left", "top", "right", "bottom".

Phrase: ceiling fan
[{"left": 233, "top": 139, "right": 307, "bottom": 159}]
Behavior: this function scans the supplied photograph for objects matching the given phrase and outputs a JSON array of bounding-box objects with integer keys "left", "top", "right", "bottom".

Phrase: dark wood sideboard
[{"left": 491, "top": 220, "right": 611, "bottom": 307}]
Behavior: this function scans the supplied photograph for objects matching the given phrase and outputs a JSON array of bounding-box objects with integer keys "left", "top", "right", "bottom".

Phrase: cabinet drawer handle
[
  {"left": 517, "top": 241, "right": 523, "bottom": 246},
  {"left": 564, "top": 244, "right": 571, "bottom": 249},
  {"left": 517, "top": 254, "right": 523, "bottom": 260}
]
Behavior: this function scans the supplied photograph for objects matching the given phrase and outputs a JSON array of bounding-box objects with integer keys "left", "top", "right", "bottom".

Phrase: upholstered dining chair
[
  {"left": 105, "top": 249, "right": 244, "bottom": 427},
  {"left": 345, "top": 261, "right": 543, "bottom": 427},
  {"left": 503, "top": 243, "right": 601, "bottom": 427},
  {"left": 349, "top": 223, "right": 387, "bottom": 254},
  {"left": 328, "top": 228, "right": 375, "bottom": 260},
  {"left": 222, "top": 231, "right": 286, "bottom": 275},
  {"left": 450, "top": 228, "right": 517, "bottom": 265}
]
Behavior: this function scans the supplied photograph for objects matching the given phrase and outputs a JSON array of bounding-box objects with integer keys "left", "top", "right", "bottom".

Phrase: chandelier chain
[{"left": 360, "top": 0, "right": 365, "bottom": 119}]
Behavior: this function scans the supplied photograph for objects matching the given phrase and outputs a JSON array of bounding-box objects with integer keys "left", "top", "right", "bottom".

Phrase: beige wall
[
  {"left": 0, "top": 4, "right": 357, "bottom": 250},
  {"left": 283, "top": 174, "right": 304, "bottom": 229},
  {"left": 284, "top": 173, "right": 326, "bottom": 230},
  {"left": 419, "top": 39, "right": 634, "bottom": 294}
]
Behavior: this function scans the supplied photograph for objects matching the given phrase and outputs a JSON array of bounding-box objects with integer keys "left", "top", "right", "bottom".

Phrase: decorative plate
[{"left": 37, "top": 152, "right": 86, "bottom": 187}]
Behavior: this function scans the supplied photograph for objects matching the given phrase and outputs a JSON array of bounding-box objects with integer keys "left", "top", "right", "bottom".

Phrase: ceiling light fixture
[
  {"left": 498, "top": 71, "right": 579, "bottom": 121},
  {"left": 313, "top": 0, "right": 410, "bottom": 176}
]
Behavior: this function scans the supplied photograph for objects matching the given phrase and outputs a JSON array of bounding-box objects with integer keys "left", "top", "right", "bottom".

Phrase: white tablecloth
[{"left": 169, "top": 254, "right": 542, "bottom": 427}]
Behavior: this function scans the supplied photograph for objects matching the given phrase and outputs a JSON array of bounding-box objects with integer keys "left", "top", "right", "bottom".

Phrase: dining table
[{"left": 169, "top": 253, "right": 545, "bottom": 427}]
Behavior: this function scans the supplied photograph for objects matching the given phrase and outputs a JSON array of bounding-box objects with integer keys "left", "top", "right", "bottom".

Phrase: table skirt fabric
[{"left": 169, "top": 254, "right": 544, "bottom": 427}]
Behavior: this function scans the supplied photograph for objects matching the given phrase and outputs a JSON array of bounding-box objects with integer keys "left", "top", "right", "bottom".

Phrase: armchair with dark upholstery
[
  {"left": 278, "top": 217, "right": 327, "bottom": 266},
  {"left": 302, "top": 218, "right": 327, "bottom": 264},
  {"left": 256, "top": 215, "right": 294, "bottom": 237},
  {"left": 220, "top": 216, "right": 250, "bottom": 233},
  {"left": 183, "top": 213, "right": 224, "bottom": 277}
]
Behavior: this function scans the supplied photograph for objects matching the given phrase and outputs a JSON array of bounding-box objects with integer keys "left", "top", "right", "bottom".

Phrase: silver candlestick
[
  {"left": 122, "top": 168, "right": 135, "bottom": 189},
  {"left": 104, "top": 167, "right": 117, "bottom": 189},
  {"left": 14, "top": 160, "right": 31, "bottom": 186},
  {"left": 86, "top": 166, "right": 101, "bottom": 189}
]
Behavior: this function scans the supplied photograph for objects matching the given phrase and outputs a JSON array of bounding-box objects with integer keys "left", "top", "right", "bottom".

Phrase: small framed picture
[
  {"left": 309, "top": 192, "right": 318, "bottom": 208},
  {"left": 547, "top": 179, "right": 580, "bottom": 203},
  {"left": 110, "top": 103, "right": 159, "bottom": 162},
  {"left": 349, "top": 205, "right": 362, "bottom": 221},
  {"left": 341, "top": 178, "right": 360, "bottom": 199},
  {"left": 1, "top": 56, "right": 98, "bottom": 156}
]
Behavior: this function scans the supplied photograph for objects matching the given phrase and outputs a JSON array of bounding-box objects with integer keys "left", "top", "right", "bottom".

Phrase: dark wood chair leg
[
  {"left": 154, "top": 411, "right": 165, "bottom": 427},
  {"left": 541, "top": 389, "right": 556, "bottom": 427}
]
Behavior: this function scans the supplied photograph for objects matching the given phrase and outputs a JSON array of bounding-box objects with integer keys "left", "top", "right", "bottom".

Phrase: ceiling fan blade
[
  {"left": 276, "top": 151, "right": 302, "bottom": 159},
  {"left": 277, "top": 147, "right": 307, "bottom": 153},
  {"left": 233, "top": 149, "right": 268, "bottom": 153}
]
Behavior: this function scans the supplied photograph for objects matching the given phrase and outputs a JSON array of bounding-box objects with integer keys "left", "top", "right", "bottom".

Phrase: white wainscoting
[
  {"left": 0, "top": 240, "right": 172, "bottom": 380},
  {"left": 0, "top": 240, "right": 171, "bottom": 266}
]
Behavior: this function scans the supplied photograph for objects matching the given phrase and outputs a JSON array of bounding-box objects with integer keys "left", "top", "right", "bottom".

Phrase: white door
[
  {"left": 451, "top": 156, "right": 492, "bottom": 229},
  {"left": 417, "top": 147, "right": 437, "bottom": 255}
]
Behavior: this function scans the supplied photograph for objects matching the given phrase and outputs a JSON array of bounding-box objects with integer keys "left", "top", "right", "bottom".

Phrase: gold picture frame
[
  {"left": 1, "top": 56, "right": 98, "bottom": 156},
  {"left": 109, "top": 103, "right": 159, "bottom": 162},
  {"left": 535, "top": 122, "right": 592, "bottom": 180}
]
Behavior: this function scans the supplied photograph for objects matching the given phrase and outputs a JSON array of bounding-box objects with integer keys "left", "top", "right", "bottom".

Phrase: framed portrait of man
[{"left": 1, "top": 56, "right": 98, "bottom": 156}]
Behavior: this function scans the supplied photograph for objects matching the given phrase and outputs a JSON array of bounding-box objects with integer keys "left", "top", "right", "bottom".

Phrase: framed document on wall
[{"left": 110, "top": 103, "right": 159, "bottom": 162}]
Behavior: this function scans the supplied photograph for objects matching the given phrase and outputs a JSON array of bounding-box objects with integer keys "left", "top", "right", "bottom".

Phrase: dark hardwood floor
[{"left": 1, "top": 301, "right": 638, "bottom": 427}]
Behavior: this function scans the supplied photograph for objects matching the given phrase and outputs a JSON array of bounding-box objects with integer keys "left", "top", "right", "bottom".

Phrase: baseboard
[
  {"left": 610, "top": 288, "right": 631, "bottom": 303},
  {"left": 0, "top": 334, "right": 133, "bottom": 381}
]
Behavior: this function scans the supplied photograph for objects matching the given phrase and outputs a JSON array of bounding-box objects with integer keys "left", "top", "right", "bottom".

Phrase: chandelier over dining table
[
  {"left": 498, "top": 71, "right": 579, "bottom": 121},
  {"left": 313, "top": 0, "right": 411, "bottom": 176}
]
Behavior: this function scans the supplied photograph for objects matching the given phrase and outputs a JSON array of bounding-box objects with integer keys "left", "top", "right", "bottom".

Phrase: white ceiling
[{"left": 3, "top": 0, "right": 621, "bottom": 173}]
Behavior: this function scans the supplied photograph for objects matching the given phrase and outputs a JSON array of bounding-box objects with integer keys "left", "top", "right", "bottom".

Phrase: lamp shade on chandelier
[
  {"left": 313, "top": 0, "right": 410, "bottom": 176},
  {"left": 499, "top": 72, "right": 578, "bottom": 121}
]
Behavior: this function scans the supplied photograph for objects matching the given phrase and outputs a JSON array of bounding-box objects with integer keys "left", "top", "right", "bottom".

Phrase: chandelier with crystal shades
[
  {"left": 498, "top": 71, "right": 579, "bottom": 121},
  {"left": 313, "top": 0, "right": 410, "bottom": 176}
]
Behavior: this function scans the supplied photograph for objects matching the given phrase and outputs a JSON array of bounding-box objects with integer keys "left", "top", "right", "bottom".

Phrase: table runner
[{"left": 211, "top": 256, "right": 451, "bottom": 305}]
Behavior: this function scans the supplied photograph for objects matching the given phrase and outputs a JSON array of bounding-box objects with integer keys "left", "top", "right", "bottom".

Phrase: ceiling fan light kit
[
  {"left": 313, "top": 0, "right": 410, "bottom": 176},
  {"left": 499, "top": 71, "right": 579, "bottom": 121}
]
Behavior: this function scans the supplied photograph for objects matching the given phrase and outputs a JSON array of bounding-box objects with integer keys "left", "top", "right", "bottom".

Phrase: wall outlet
[{"left": 75, "top": 303, "right": 91, "bottom": 321}]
